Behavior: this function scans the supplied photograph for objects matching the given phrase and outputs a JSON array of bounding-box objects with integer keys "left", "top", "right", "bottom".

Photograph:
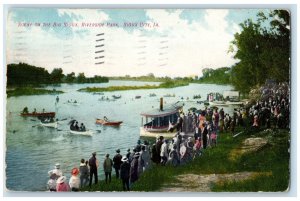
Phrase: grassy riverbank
[
  {"left": 81, "top": 128, "right": 290, "bottom": 192},
  {"left": 7, "top": 87, "right": 64, "bottom": 97},
  {"left": 78, "top": 80, "right": 190, "bottom": 93}
]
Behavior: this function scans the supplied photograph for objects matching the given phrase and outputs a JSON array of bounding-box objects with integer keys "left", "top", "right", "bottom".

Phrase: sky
[{"left": 6, "top": 8, "right": 270, "bottom": 77}]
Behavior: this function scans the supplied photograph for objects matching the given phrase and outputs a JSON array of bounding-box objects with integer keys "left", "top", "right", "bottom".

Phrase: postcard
[{"left": 5, "top": 7, "right": 291, "bottom": 193}]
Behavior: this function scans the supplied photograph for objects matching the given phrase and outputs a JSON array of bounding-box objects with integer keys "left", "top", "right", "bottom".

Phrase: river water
[{"left": 6, "top": 80, "right": 234, "bottom": 191}]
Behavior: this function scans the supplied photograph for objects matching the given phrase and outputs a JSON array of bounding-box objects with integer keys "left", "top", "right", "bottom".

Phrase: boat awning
[{"left": 141, "top": 102, "right": 183, "bottom": 118}]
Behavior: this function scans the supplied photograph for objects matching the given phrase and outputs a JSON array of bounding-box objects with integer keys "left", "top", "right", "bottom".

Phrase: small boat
[
  {"left": 149, "top": 93, "right": 156, "bottom": 97},
  {"left": 70, "top": 129, "right": 93, "bottom": 136},
  {"left": 93, "top": 92, "right": 104, "bottom": 95},
  {"left": 112, "top": 95, "right": 122, "bottom": 99},
  {"left": 209, "top": 101, "right": 227, "bottom": 106},
  {"left": 96, "top": 119, "right": 123, "bottom": 126},
  {"left": 225, "top": 101, "right": 244, "bottom": 105},
  {"left": 40, "top": 121, "right": 58, "bottom": 128},
  {"left": 66, "top": 101, "right": 80, "bottom": 106},
  {"left": 135, "top": 95, "right": 141, "bottom": 99},
  {"left": 163, "top": 94, "right": 175, "bottom": 97},
  {"left": 20, "top": 112, "right": 55, "bottom": 118}
]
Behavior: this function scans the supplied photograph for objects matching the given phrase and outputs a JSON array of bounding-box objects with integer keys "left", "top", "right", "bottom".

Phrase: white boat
[
  {"left": 209, "top": 101, "right": 227, "bottom": 106},
  {"left": 69, "top": 129, "right": 93, "bottom": 136},
  {"left": 225, "top": 101, "right": 244, "bottom": 105},
  {"left": 140, "top": 101, "right": 184, "bottom": 138},
  {"left": 40, "top": 121, "right": 58, "bottom": 128}
]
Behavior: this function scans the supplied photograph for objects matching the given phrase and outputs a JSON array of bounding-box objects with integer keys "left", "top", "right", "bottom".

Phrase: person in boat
[
  {"left": 22, "top": 107, "right": 29, "bottom": 114},
  {"left": 80, "top": 123, "right": 86, "bottom": 131},
  {"left": 33, "top": 108, "right": 37, "bottom": 114},
  {"left": 42, "top": 108, "right": 45, "bottom": 113},
  {"left": 113, "top": 149, "right": 122, "bottom": 179},
  {"left": 103, "top": 116, "right": 109, "bottom": 121},
  {"left": 49, "top": 117, "right": 55, "bottom": 123},
  {"left": 75, "top": 122, "right": 79, "bottom": 131},
  {"left": 74, "top": 100, "right": 77, "bottom": 103},
  {"left": 56, "top": 96, "right": 59, "bottom": 103}
]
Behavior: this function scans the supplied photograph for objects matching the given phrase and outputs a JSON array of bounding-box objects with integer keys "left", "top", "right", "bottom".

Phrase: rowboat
[
  {"left": 40, "top": 121, "right": 58, "bottom": 128},
  {"left": 112, "top": 95, "right": 121, "bottom": 99},
  {"left": 20, "top": 112, "right": 55, "bottom": 117},
  {"left": 69, "top": 129, "right": 93, "bottom": 136},
  {"left": 135, "top": 95, "right": 141, "bottom": 99},
  {"left": 96, "top": 119, "right": 123, "bottom": 126}
]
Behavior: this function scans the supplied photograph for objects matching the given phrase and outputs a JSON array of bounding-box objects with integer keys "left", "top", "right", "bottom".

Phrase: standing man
[
  {"left": 103, "top": 154, "right": 113, "bottom": 184},
  {"left": 120, "top": 156, "right": 131, "bottom": 191},
  {"left": 88, "top": 152, "right": 99, "bottom": 187},
  {"left": 113, "top": 149, "right": 123, "bottom": 179},
  {"left": 201, "top": 123, "right": 208, "bottom": 149}
]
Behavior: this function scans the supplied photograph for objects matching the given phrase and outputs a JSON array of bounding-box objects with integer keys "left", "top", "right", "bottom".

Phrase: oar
[{"left": 32, "top": 124, "right": 41, "bottom": 127}]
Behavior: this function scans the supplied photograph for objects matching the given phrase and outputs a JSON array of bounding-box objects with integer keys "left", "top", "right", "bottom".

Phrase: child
[
  {"left": 56, "top": 176, "right": 70, "bottom": 192},
  {"left": 47, "top": 173, "right": 57, "bottom": 192},
  {"left": 69, "top": 167, "right": 80, "bottom": 192}
]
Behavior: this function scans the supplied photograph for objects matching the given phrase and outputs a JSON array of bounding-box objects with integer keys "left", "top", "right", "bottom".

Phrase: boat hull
[
  {"left": 225, "top": 101, "right": 244, "bottom": 105},
  {"left": 70, "top": 130, "right": 93, "bottom": 136},
  {"left": 140, "top": 127, "right": 194, "bottom": 138},
  {"left": 40, "top": 121, "right": 58, "bottom": 128},
  {"left": 96, "top": 119, "right": 123, "bottom": 126},
  {"left": 20, "top": 112, "right": 55, "bottom": 117}
]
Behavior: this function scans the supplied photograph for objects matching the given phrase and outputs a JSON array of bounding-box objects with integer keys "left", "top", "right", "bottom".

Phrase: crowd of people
[{"left": 47, "top": 82, "right": 290, "bottom": 192}]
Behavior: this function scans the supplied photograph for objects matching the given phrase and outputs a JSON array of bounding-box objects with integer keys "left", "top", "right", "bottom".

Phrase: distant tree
[
  {"left": 77, "top": 72, "right": 86, "bottom": 83},
  {"left": 7, "top": 63, "right": 50, "bottom": 86},
  {"left": 50, "top": 68, "right": 64, "bottom": 83},
  {"left": 65, "top": 72, "right": 76, "bottom": 83}
]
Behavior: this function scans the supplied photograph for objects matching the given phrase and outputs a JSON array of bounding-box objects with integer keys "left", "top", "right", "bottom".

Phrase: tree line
[
  {"left": 7, "top": 63, "right": 109, "bottom": 86},
  {"left": 194, "top": 67, "right": 231, "bottom": 84},
  {"left": 229, "top": 10, "right": 290, "bottom": 93}
]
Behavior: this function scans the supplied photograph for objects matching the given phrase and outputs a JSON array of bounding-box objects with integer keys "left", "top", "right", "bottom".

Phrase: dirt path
[{"left": 160, "top": 171, "right": 271, "bottom": 192}]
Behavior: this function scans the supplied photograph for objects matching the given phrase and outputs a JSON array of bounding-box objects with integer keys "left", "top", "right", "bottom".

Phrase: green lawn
[{"left": 81, "top": 128, "right": 290, "bottom": 192}]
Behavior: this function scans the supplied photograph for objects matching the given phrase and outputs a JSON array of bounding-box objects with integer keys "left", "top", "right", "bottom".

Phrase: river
[{"left": 6, "top": 80, "right": 234, "bottom": 191}]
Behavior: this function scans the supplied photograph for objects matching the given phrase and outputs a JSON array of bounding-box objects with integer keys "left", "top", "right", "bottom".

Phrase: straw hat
[{"left": 121, "top": 156, "right": 128, "bottom": 162}]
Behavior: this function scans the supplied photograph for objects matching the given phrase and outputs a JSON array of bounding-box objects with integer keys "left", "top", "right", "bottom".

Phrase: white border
[{"left": 1, "top": 1, "right": 298, "bottom": 200}]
